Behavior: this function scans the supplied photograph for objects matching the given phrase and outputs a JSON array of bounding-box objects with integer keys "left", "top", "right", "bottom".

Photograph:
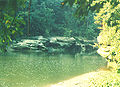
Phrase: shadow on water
[{"left": 0, "top": 52, "right": 106, "bottom": 87}]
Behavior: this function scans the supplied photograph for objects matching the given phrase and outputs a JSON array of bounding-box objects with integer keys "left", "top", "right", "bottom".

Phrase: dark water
[{"left": 0, "top": 52, "right": 106, "bottom": 87}]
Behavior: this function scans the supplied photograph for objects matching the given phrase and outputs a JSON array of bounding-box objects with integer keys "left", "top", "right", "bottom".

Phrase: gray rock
[{"left": 11, "top": 36, "right": 96, "bottom": 54}]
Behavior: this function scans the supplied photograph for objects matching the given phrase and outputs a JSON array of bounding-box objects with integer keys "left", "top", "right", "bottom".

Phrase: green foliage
[
  {"left": 94, "top": 0, "right": 120, "bottom": 70},
  {"left": 0, "top": 0, "right": 26, "bottom": 52},
  {"left": 62, "top": 0, "right": 93, "bottom": 17},
  {"left": 30, "top": 0, "right": 56, "bottom": 36},
  {"left": 0, "top": 12, "right": 25, "bottom": 52},
  {"left": 27, "top": 0, "right": 99, "bottom": 39},
  {"left": 0, "top": 0, "right": 27, "bottom": 15},
  {"left": 63, "top": 0, "right": 120, "bottom": 70},
  {"left": 63, "top": 11, "right": 99, "bottom": 39}
]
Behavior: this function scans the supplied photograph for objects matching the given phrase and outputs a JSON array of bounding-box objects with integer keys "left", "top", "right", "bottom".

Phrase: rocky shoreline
[{"left": 10, "top": 36, "right": 97, "bottom": 54}]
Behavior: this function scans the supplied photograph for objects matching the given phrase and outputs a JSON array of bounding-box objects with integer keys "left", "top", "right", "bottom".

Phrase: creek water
[{"left": 0, "top": 52, "right": 106, "bottom": 87}]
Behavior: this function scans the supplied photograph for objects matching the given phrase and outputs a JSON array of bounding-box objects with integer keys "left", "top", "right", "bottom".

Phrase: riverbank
[{"left": 49, "top": 70, "right": 120, "bottom": 87}]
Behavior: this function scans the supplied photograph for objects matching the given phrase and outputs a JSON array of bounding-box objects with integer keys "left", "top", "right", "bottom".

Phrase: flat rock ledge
[
  {"left": 48, "top": 71, "right": 112, "bottom": 87},
  {"left": 11, "top": 36, "right": 97, "bottom": 54}
]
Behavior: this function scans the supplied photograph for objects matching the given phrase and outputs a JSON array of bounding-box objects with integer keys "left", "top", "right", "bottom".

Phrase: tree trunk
[{"left": 28, "top": 0, "right": 32, "bottom": 36}]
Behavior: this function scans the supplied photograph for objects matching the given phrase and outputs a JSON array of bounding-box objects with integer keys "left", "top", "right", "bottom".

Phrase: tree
[
  {"left": 63, "top": 0, "right": 120, "bottom": 70},
  {"left": 0, "top": 0, "right": 27, "bottom": 52},
  {"left": 28, "top": 0, "right": 32, "bottom": 36},
  {"left": 93, "top": 0, "right": 120, "bottom": 71},
  {"left": 30, "top": 0, "right": 56, "bottom": 36},
  {"left": 26, "top": 0, "right": 98, "bottom": 39}
]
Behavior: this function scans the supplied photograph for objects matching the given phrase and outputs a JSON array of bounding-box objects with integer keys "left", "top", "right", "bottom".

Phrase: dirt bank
[{"left": 48, "top": 70, "right": 118, "bottom": 87}]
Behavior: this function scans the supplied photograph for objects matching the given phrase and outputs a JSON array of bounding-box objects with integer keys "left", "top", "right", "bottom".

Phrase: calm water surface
[{"left": 0, "top": 52, "right": 106, "bottom": 87}]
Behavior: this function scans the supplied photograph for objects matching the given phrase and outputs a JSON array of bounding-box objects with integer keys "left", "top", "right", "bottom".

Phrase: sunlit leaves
[{"left": 96, "top": 1, "right": 120, "bottom": 70}]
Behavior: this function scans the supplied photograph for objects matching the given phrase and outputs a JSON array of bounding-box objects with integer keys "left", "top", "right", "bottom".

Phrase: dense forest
[
  {"left": 0, "top": 0, "right": 99, "bottom": 52},
  {"left": 27, "top": 0, "right": 99, "bottom": 38}
]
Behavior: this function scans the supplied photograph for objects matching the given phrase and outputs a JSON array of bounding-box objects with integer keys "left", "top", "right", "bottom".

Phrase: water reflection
[{"left": 0, "top": 52, "right": 106, "bottom": 87}]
